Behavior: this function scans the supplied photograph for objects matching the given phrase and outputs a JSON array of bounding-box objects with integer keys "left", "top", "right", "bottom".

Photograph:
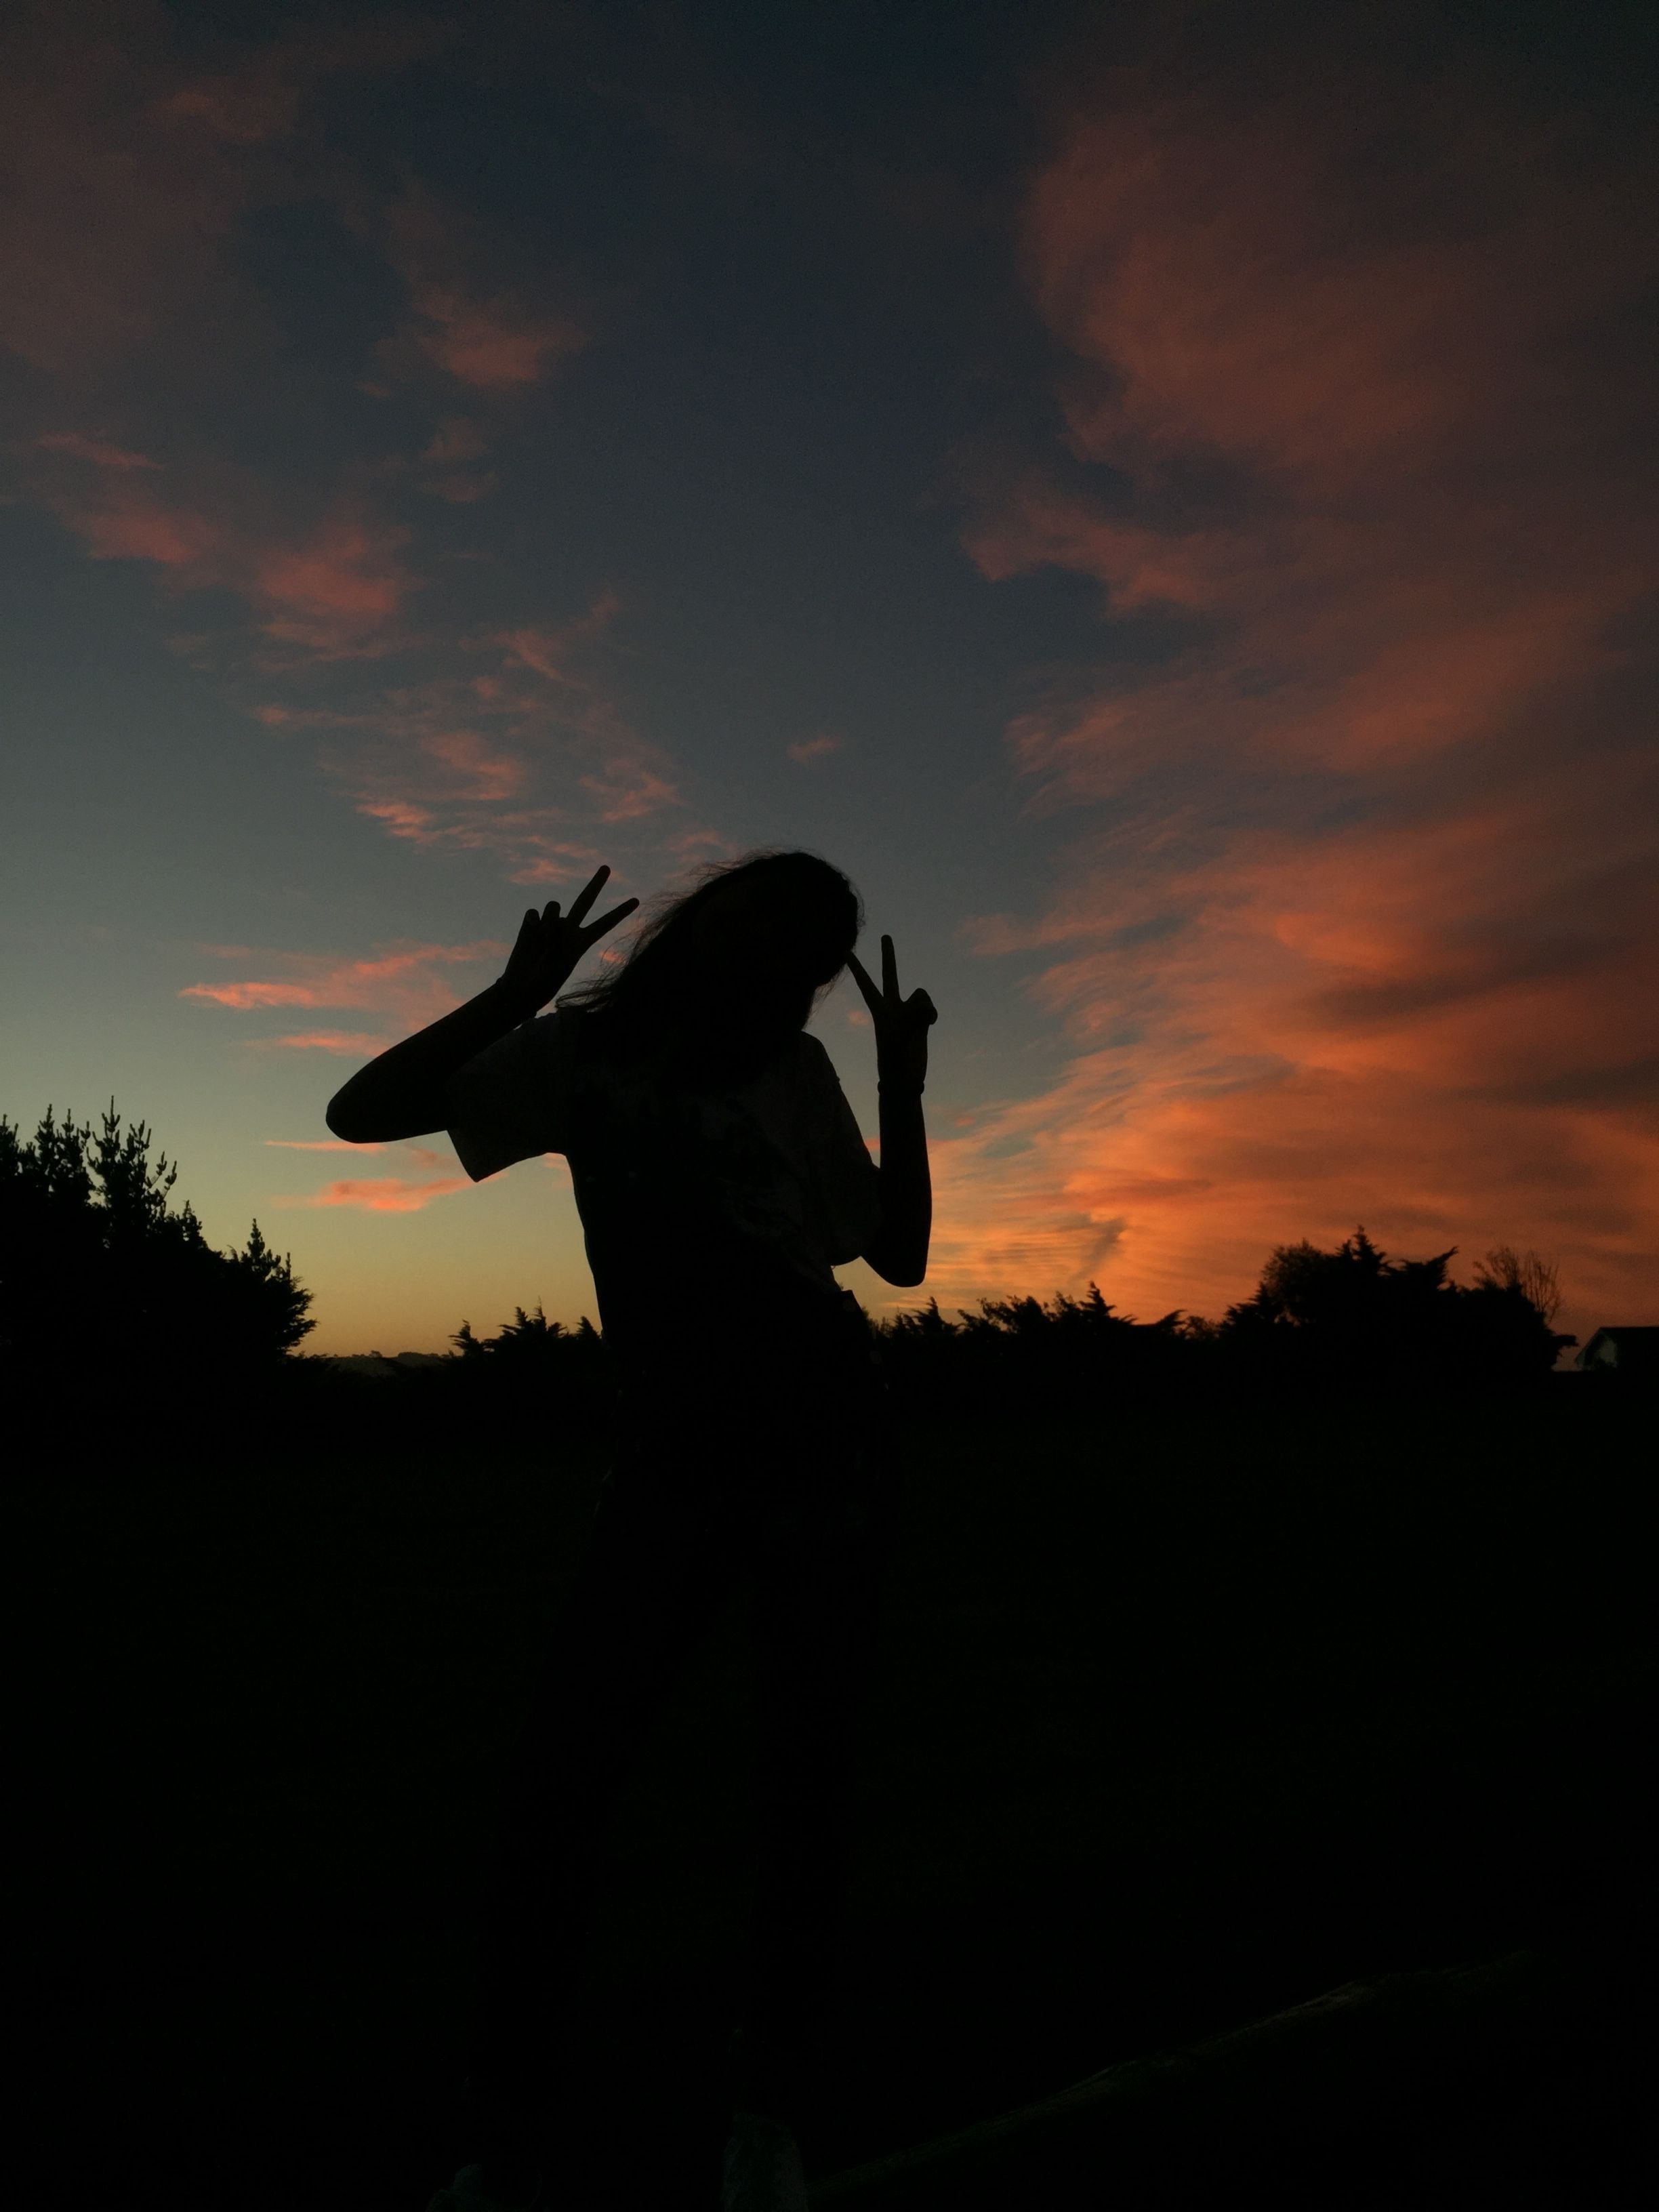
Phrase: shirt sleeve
[
  {"left": 798, "top": 1035, "right": 884, "bottom": 1264},
  {"left": 444, "top": 1010, "right": 576, "bottom": 1183}
]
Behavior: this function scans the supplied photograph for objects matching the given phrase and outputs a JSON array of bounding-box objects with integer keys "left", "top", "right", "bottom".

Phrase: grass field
[{"left": 18, "top": 1380, "right": 1656, "bottom": 2207}]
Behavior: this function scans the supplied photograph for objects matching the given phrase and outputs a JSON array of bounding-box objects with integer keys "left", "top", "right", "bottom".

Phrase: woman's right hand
[{"left": 498, "top": 864, "right": 639, "bottom": 1017}]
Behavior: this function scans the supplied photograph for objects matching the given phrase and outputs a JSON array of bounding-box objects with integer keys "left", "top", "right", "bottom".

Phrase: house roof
[{"left": 1578, "top": 1326, "right": 1659, "bottom": 1370}]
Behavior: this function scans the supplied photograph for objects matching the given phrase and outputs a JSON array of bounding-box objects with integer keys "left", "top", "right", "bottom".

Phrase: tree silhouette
[
  {"left": 871, "top": 1281, "right": 1200, "bottom": 1412},
  {"left": 1475, "top": 1244, "right": 1563, "bottom": 1325},
  {"left": 0, "top": 1103, "right": 312, "bottom": 1391},
  {"left": 1221, "top": 1226, "right": 1573, "bottom": 1388}
]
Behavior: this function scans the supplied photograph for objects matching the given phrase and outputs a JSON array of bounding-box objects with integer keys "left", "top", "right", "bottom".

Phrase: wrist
[{"left": 878, "top": 1078, "right": 925, "bottom": 1099}]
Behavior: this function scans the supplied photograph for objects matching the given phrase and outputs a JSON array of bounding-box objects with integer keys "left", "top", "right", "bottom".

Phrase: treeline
[
  {"left": 411, "top": 1228, "right": 1573, "bottom": 1427},
  {"left": 3, "top": 1103, "right": 1580, "bottom": 1441}
]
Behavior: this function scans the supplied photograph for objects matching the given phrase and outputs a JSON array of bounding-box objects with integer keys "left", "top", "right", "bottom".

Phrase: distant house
[{"left": 1577, "top": 1327, "right": 1659, "bottom": 1379}]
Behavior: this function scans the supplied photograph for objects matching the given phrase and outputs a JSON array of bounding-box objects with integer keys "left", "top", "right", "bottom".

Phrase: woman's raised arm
[
  {"left": 847, "top": 934, "right": 936, "bottom": 1287},
  {"left": 325, "top": 867, "right": 637, "bottom": 1144}
]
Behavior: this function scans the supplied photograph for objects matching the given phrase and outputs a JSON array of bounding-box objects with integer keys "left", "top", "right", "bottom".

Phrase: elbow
[
  {"left": 864, "top": 1240, "right": 928, "bottom": 1289},
  {"left": 325, "top": 1089, "right": 373, "bottom": 1145}
]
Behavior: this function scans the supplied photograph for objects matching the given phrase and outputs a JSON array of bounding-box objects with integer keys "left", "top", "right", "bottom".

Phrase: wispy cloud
[
  {"left": 379, "top": 187, "right": 589, "bottom": 391},
  {"left": 249, "top": 1031, "right": 394, "bottom": 1057},
  {"left": 283, "top": 1174, "right": 470, "bottom": 1212},
  {"left": 279, "top": 598, "right": 686, "bottom": 872},
  {"left": 2, "top": 6, "right": 674, "bottom": 861},
  {"left": 33, "top": 431, "right": 161, "bottom": 470},
  {"left": 933, "top": 37, "right": 1659, "bottom": 1342},
  {"left": 183, "top": 941, "right": 504, "bottom": 1030},
  {"left": 264, "top": 1137, "right": 388, "bottom": 1152},
  {"left": 787, "top": 734, "right": 842, "bottom": 766}
]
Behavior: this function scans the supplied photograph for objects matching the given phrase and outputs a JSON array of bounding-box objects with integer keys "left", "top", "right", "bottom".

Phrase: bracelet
[{"left": 878, "top": 1082, "right": 925, "bottom": 1099}]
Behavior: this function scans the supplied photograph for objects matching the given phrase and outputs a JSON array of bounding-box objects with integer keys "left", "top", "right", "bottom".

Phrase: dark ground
[{"left": 16, "top": 1380, "right": 1656, "bottom": 2207}]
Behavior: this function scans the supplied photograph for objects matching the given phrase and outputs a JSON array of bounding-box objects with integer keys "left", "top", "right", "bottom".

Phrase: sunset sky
[{"left": 4, "top": 0, "right": 1655, "bottom": 1356}]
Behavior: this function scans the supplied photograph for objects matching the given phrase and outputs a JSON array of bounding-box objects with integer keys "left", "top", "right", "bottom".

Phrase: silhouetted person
[{"left": 325, "top": 851, "right": 935, "bottom": 2212}]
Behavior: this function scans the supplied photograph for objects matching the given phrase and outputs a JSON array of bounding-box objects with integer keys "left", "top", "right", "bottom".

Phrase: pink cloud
[
  {"left": 580, "top": 762, "right": 680, "bottom": 822},
  {"left": 264, "top": 1137, "right": 388, "bottom": 1152},
  {"left": 153, "top": 21, "right": 441, "bottom": 148},
  {"left": 508, "top": 842, "right": 607, "bottom": 886},
  {"left": 931, "top": 44, "right": 1659, "bottom": 1347},
  {"left": 73, "top": 492, "right": 224, "bottom": 569},
  {"left": 411, "top": 289, "right": 583, "bottom": 389},
  {"left": 288, "top": 1175, "right": 470, "bottom": 1213},
  {"left": 182, "top": 941, "right": 505, "bottom": 1025},
  {"left": 0, "top": 12, "right": 434, "bottom": 375},
  {"left": 787, "top": 735, "right": 842, "bottom": 765},
  {"left": 250, "top": 512, "right": 417, "bottom": 657},
  {"left": 28, "top": 445, "right": 416, "bottom": 661},
  {"left": 381, "top": 190, "right": 588, "bottom": 391},
  {"left": 355, "top": 799, "right": 443, "bottom": 844},
  {"left": 419, "top": 731, "right": 527, "bottom": 800},
  {"left": 305, "top": 602, "right": 682, "bottom": 867},
  {"left": 251, "top": 1031, "right": 392, "bottom": 1057},
  {"left": 34, "top": 432, "right": 161, "bottom": 470},
  {"left": 497, "top": 594, "right": 623, "bottom": 683}
]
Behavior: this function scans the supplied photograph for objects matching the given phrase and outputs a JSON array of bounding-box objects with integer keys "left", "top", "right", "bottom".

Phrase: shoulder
[
  {"left": 791, "top": 1030, "right": 840, "bottom": 1083},
  {"left": 777, "top": 1031, "right": 851, "bottom": 1107},
  {"left": 539, "top": 1003, "right": 586, "bottom": 1062},
  {"left": 785, "top": 1032, "right": 869, "bottom": 1150},
  {"left": 455, "top": 1006, "right": 582, "bottom": 1100}
]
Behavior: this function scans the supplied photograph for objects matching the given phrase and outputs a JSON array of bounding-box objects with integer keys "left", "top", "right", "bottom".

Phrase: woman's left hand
[{"left": 848, "top": 934, "right": 937, "bottom": 1094}]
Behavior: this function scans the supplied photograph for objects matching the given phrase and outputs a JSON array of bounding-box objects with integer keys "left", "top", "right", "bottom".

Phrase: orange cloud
[
  {"left": 266, "top": 1138, "right": 387, "bottom": 1151},
  {"left": 182, "top": 941, "right": 505, "bottom": 1026},
  {"left": 34, "top": 431, "right": 161, "bottom": 470},
  {"left": 303, "top": 600, "right": 682, "bottom": 867},
  {"left": 248, "top": 511, "right": 417, "bottom": 659},
  {"left": 419, "top": 731, "right": 528, "bottom": 800},
  {"left": 28, "top": 444, "right": 416, "bottom": 660},
  {"left": 0, "top": 9, "right": 434, "bottom": 375},
  {"left": 933, "top": 43, "right": 1659, "bottom": 1348},
  {"left": 73, "top": 491, "right": 224, "bottom": 570},
  {"left": 411, "top": 289, "right": 583, "bottom": 389},
  {"left": 284, "top": 1176, "right": 469, "bottom": 1213},
  {"left": 251, "top": 1032, "right": 392, "bottom": 1056},
  {"left": 381, "top": 190, "right": 588, "bottom": 391},
  {"left": 787, "top": 735, "right": 842, "bottom": 765}
]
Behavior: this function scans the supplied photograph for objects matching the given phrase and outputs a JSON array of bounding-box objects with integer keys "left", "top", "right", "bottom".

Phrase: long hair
[{"left": 559, "top": 848, "right": 863, "bottom": 1084}]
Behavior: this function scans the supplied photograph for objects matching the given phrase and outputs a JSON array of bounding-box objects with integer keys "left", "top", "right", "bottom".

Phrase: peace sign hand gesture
[
  {"left": 847, "top": 933, "right": 937, "bottom": 1095},
  {"left": 498, "top": 864, "right": 639, "bottom": 1018}
]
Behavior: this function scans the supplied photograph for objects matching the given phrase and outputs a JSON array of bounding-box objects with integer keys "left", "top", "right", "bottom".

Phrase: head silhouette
[{"left": 562, "top": 848, "right": 862, "bottom": 1084}]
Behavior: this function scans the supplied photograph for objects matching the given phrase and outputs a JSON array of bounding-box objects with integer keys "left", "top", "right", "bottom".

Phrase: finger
[
  {"left": 881, "top": 933, "right": 899, "bottom": 1000},
  {"left": 909, "top": 988, "right": 938, "bottom": 1025},
  {"left": 846, "top": 950, "right": 882, "bottom": 1015},
  {"left": 582, "top": 897, "right": 639, "bottom": 940},
  {"left": 539, "top": 900, "right": 563, "bottom": 925},
  {"left": 567, "top": 863, "right": 611, "bottom": 926}
]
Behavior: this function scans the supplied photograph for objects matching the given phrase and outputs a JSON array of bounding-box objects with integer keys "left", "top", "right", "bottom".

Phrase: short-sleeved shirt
[{"left": 445, "top": 1008, "right": 883, "bottom": 1374}]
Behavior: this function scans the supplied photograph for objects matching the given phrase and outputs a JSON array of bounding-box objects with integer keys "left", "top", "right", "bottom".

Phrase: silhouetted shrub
[
  {"left": 0, "top": 1104, "right": 312, "bottom": 1404},
  {"left": 1216, "top": 1227, "right": 1573, "bottom": 1393},
  {"left": 869, "top": 1230, "right": 1572, "bottom": 1416},
  {"left": 872, "top": 1284, "right": 1210, "bottom": 1414},
  {"left": 450, "top": 1303, "right": 614, "bottom": 1423}
]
